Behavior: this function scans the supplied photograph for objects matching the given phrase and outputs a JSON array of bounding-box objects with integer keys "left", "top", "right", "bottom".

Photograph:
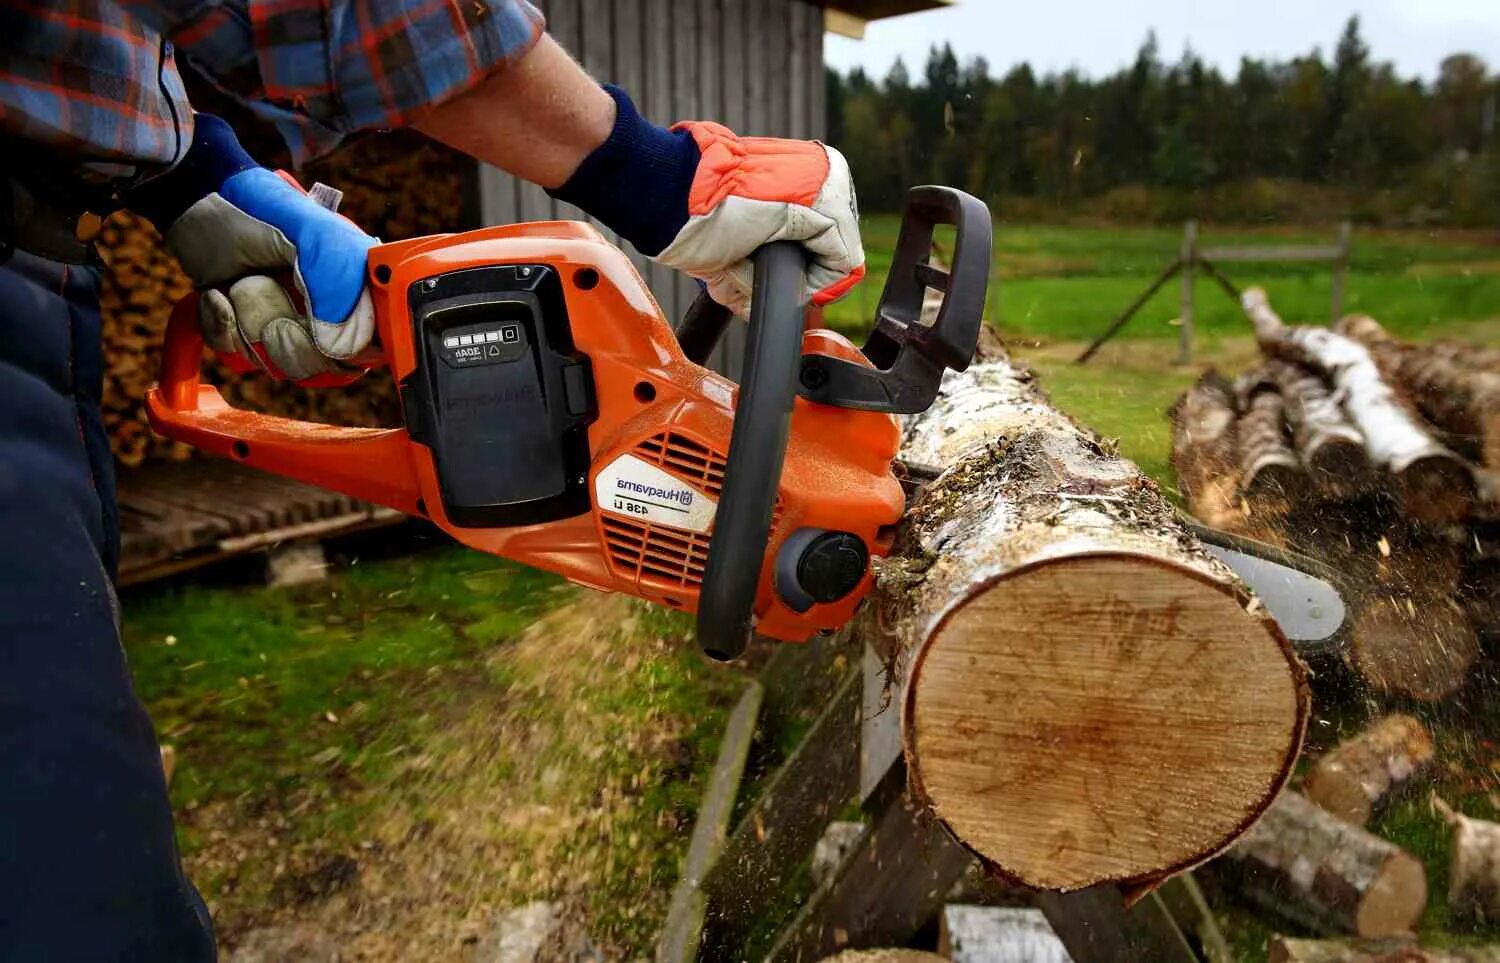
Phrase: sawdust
[{"left": 185, "top": 595, "right": 739, "bottom": 961}]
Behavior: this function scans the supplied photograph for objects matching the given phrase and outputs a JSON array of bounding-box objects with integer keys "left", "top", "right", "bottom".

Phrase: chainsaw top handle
[
  {"left": 800, "top": 185, "right": 991, "bottom": 413},
  {"left": 696, "top": 242, "right": 807, "bottom": 662}
]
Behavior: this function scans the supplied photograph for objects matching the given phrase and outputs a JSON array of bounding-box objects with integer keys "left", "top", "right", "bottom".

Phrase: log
[
  {"left": 1303, "top": 715, "right": 1435, "bottom": 826},
  {"left": 1243, "top": 287, "right": 1473, "bottom": 524},
  {"left": 1269, "top": 935, "right": 1500, "bottom": 963},
  {"left": 1341, "top": 314, "right": 1500, "bottom": 470},
  {"left": 937, "top": 906, "right": 1072, "bottom": 963},
  {"left": 1169, "top": 371, "right": 1246, "bottom": 531},
  {"left": 1235, "top": 369, "right": 1307, "bottom": 513},
  {"left": 1216, "top": 790, "right": 1427, "bottom": 938},
  {"left": 1268, "top": 360, "right": 1374, "bottom": 500},
  {"left": 1435, "top": 798, "right": 1500, "bottom": 921},
  {"left": 883, "top": 337, "right": 1309, "bottom": 891}
]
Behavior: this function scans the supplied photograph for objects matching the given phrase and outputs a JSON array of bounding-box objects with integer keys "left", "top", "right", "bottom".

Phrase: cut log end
[
  {"left": 1357, "top": 849, "right": 1429, "bottom": 937},
  {"left": 1396, "top": 455, "right": 1477, "bottom": 525},
  {"left": 1347, "top": 597, "right": 1480, "bottom": 702},
  {"left": 908, "top": 553, "right": 1305, "bottom": 891}
]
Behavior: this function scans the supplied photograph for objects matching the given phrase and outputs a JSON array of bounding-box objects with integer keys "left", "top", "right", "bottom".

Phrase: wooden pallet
[{"left": 117, "top": 459, "right": 402, "bottom": 586}]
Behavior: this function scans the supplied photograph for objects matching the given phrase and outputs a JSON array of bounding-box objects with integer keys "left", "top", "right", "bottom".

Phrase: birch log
[
  {"left": 1216, "top": 791, "right": 1427, "bottom": 938},
  {"left": 1169, "top": 371, "right": 1246, "bottom": 531},
  {"left": 1236, "top": 370, "right": 1307, "bottom": 513},
  {"left": 1243, "top": 288, "right": 1473, "bottom": 523},
  {"left": 1270, "top": 936, "right": 1500, "bottom": 963},
  {"left": 1268, "top": 360, "right": 1374, "bottom": 500},
  {"left": 1435, "top": 798, "right": 1500, "bottom": 920},
  {"left": 1303, "top": 715, "right": 1435, "bottom": 826},
  {"left": 883, "top": 336, "right": 1309, "bottom": 892},
  {"left": 1340, "top": 314, "right": 1500, "bottom": 470}
]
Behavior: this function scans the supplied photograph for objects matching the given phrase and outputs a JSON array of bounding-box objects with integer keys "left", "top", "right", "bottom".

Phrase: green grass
[
  {"left": 825, "top": 216, "right": 1500, "bottom": 345},
  {"left": 123, "top": 545, "right": 742, "bottom": 953},
  {"left": 125, "top": 546, "right": 564, "bottom": 809}
]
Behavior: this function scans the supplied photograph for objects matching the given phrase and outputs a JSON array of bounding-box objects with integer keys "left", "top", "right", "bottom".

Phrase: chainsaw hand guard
[{"left": 798, "top": 186, "right": 992, "bottom": 414}]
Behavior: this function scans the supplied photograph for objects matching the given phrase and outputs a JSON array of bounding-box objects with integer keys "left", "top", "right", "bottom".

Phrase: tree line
[{"left": 826, "top": 19, "right": 1499, "bottom": 225}]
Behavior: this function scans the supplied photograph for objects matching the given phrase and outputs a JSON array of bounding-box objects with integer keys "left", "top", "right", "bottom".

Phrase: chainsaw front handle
[
  {"left": 696, "top": 242, "right": 808, "bottom": 661},
  {"left": 145, "top": 296, "right": 424, "bottom": 515}
]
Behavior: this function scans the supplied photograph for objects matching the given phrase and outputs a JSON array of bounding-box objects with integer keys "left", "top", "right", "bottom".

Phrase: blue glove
[{"left": 129, "top": 114, "right": 379, "bottom": 383}]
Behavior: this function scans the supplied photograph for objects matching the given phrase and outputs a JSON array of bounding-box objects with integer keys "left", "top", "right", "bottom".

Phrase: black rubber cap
[{"left": 795, "top": 532, "right": 869, "bottom": 604}]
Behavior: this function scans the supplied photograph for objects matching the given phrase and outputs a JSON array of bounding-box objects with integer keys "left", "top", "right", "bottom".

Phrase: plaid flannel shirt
[{"left": 0, "top": 0, "right": 545, "bottom": 175}]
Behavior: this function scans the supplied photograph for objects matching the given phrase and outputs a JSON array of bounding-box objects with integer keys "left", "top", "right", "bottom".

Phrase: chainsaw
[{"left": 146, "top": 186, "right": 993, "bottom": 661}]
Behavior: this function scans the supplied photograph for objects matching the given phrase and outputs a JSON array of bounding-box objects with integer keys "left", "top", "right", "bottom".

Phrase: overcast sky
[{"left": 825, "top": 1, "right": 1500, "bottom": 82}]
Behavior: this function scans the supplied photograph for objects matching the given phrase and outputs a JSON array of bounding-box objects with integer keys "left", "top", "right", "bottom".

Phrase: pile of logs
[
  {"left": 98, "top": 131, "right": 471, "bottom": 467},
  {"left": 1210, "top": 713, "right": 1500, "bottom": 958},
  {"left": 1170, "top": 287, "right": 1498, "bottom": 701}
]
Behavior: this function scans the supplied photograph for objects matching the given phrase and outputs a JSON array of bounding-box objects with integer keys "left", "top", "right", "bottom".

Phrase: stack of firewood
[
  {"left": 1170, "top": 287, "right": 1497, "bottom": 702},
  {"left": 1211, "top": 713, "right": 1500, "bottom": 960},
  {"left": 97, "top": 132, "right": 472, "bottom": 467}
]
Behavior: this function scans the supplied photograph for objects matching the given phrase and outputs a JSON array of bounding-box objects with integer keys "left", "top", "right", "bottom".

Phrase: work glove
[
  {"left": 128, "top": 114, "right": 379, "bottom": 385},
  {"left": 549, "top": 86, "right": 864, "bottom": 317}
]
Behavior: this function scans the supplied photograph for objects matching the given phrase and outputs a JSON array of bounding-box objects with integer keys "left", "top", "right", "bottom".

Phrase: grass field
[{"left": 120, "top": 219, "right": 1500, "bottom": 960}]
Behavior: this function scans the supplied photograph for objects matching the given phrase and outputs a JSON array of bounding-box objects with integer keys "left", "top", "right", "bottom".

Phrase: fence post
[
  {"left": 1178, "top": 220, "right": 1197, "bottom": 365},
  {"left": 1330, "top": 220, "right": 1352, "bottom": 324}
]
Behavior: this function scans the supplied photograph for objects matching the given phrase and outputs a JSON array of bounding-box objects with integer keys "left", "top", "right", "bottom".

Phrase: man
[{"left": 0, "top": 2, "right": 863, "bottom": 957}]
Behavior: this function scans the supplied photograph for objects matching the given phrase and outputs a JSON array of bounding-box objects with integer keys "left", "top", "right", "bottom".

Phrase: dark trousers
[{"left": 0, "top": 251, "right": 216, "bottom": 960}]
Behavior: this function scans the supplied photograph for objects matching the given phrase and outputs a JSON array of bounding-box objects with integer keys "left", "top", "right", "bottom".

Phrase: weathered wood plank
[
  {"left": 786, "top": 0, "right": 811, "bottom": 138},
  {"left": 700, "top": 668, "right": 862, "bottom": 955},
  {"left": 764, "top": 776, "right": 972, "bottom": 962},
  {"left": 1034, "top": 887, "right": 1200, "bottom": 963},
  {"left": 1156, "top": 873, "right": 1234, "bottom": 963},
  {"left": 1199, "top": 245, "right": 1343, "bottom": 263},
  {"left": 656, "top": 681, "right": 764, "bottom": 963}
]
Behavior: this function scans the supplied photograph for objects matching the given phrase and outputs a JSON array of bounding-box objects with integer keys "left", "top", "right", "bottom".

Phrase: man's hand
[
  {"left": 542, "top": 85, "right": 865, "bottom": 317},
  {"left": 128, "top": 115, "right": 378, "bottom": 384},
  {"left": 655, "top": 124, "right": 863, "bottom": 318}
]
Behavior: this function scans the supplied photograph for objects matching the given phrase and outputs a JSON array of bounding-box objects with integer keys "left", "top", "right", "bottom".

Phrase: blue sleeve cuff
[
  {"left": 547, "top": 85, "right": 700, "bottom": 257},
  {"left": 125, "top": 114, "right": 259, "bottom": 229}
]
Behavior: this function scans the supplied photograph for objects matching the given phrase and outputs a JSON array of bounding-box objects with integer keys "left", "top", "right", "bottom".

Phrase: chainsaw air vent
[
  {"left": 603, "top": 431, "right": 780, "bottom": 591},
  {"left": 633, "top": 431, "right": 726, "bottom": 497}
]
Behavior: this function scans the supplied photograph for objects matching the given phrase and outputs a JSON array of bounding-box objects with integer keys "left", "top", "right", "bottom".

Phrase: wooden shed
[{"left": 479, "top": 0, "right": 949, "bottom": 375}]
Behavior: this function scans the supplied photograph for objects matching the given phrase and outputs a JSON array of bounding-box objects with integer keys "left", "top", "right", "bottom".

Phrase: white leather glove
[{"left": 655, "top": 123, "right": 865, "bottom": 317}]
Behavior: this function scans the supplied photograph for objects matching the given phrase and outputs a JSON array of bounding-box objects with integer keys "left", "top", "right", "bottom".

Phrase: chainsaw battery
[{"left": 399, "top": 264, "right": 596, "bottom": 528}]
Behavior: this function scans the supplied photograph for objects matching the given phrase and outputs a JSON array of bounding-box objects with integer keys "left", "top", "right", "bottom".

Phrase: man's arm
[{"left": 413, "top": 35, "right": 615, "bottom": 190}]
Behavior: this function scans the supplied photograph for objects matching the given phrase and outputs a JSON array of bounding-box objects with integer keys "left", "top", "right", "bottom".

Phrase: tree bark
[
  {"left": 1170, "top": 371, "right": 1246, "bottom": 532},
  {"left": 1243, "top": 288, "right": 1473, "bottom": 524},
  {"left": 1236, "top": 369, "right": 1307, "bottom": 514},
  {"left": 1436, "top": 799, "right": 1500, "bottom": 921},
  {"left": 1270, "top": 935, "right": 1500, "bottom": 963},
  {"left": 882, "top": 338, "right": 1309, "bottom": 892},
  {"left": 1216, "top": 790, "right": 1427, "bottom": 938},
  {"left": 1340, "top": 314, "right": 1500, "bottom": 471},
  {"left": 1303, "top": 715, "right": 1435, "bottom": 826},
  {"left": 1268, "top": 360, "right": 1374, "bottom": 500}
]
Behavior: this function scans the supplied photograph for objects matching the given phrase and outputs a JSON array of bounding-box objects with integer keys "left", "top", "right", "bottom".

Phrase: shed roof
[{"left": 826, "top": 0, "right": 954, "bottom": 22}]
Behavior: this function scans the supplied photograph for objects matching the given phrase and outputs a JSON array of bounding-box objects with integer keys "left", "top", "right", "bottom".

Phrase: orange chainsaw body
[{"left": 146, "top": 221, "right": 904, "bottom": 642}]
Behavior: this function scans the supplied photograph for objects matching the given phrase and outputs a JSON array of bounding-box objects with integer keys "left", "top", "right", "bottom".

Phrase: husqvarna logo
[
  {"left": 616, "top": 477, "right": 694, "bottom": 507},
  {"left": 595, "top": 454, "right": 718, "bottom": 534}
]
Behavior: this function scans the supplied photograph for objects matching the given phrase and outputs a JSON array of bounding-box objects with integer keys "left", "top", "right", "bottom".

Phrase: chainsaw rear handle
[
  {"left": 696, "top": 242, "right": 807, "bottom": 662},
  {"left": 146, "top": 297, "right": 423, "bottom": 515}
]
